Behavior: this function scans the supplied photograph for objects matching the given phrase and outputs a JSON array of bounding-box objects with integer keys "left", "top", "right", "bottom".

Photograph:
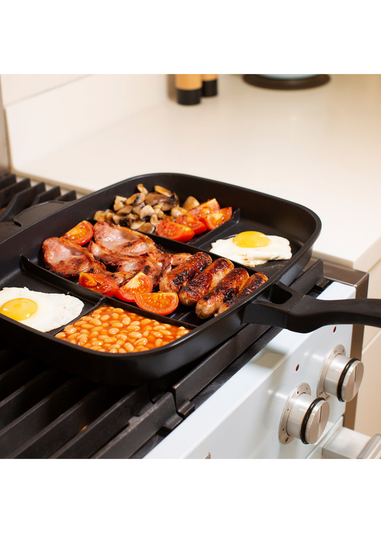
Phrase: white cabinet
[{"left": 355, "top": 330, "right": 381, "bottom": 435}]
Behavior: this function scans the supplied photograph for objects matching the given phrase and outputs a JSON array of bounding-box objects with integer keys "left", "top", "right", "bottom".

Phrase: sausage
[
  {"left": 195, "top": 268, "right": 249, "bottom": 319},
  {"left": 179, "top": 258, "right": 234, "bottom": 306},
  {"left": 159, "top": 252, "right": 212, "bottom": 293},
  {"left": 216, "top": 272, "right": 268, "bottom": 315}
]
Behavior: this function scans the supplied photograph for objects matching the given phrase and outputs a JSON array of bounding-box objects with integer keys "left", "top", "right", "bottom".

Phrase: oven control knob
[
  {"left": 317, "top": 345, "right": 364, "bottom": 402},
  {"left": 279, "top": 383, "right": 330, "bottom": 445}
]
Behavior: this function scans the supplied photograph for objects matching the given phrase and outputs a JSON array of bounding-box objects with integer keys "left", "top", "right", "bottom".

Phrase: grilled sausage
[
  {"left": 159, "top": 252, "right": 212, "bottom": 293},
  {"left": 195, "top": 267, "right": 249, "bottom": 319},
  {"left": 179, "top": 258, "right": 234, "bottom": 306},
  {"left": 216, "top": 272, "right": 268, "bottom": 315}
]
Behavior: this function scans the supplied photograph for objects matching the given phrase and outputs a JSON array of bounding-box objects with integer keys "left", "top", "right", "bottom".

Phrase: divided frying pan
[{"left": 0, "top": 173, "right": 379, "bottom": 385}]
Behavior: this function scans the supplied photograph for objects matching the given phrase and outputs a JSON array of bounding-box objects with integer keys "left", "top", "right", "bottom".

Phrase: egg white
[
  {"left": 0, "top": 287, "right": 84, "bottom": 332},
  {"left": 210, "top": 234, "right": 292, "bottom": 267}
]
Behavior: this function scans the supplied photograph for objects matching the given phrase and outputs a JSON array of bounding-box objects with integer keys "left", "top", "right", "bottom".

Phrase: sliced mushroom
[
  {"left": 113, "top": 195, "right": 127, "bottom": 211},
  {"left": 105, "top": 209, "right": 116, "bottom": 221},
  {"left": 137, "top": 183, "right": 148, "bottom": 195},
  {"left": 171, "top": 206, "right": 187, "bottom": 218},
  {"left": 115, "top": 217, "right": 131, "bottom": 228},
  {"left": 113, "top": 214, "right": 132, "bottom": 225},
  {"left": 139, "top": 222, "right": 155, "bottom": 234},
  {"left": 137, "top": 191, "right": 147, "bottom": 204},
  {"left": 153, "top": 207, "right": 165, "bottom": 219},
  {"left": 93, "top": 210, "right": 107, "bottom": 221},
  {"left": 139, "top": 204, "right": 155, "bottom": 219},
  {"left": 160, "top": 198, "right": 179, "bottom": 211},
  {"left": 154, "top": 185, "right": 173, "bottom": 197},
  {"left": 144, "top": 192, "right": 168, "bottom": 206},
  {"left": 130, "top": 219, "right": 145, "bottom": 230},
  {"left": 116, "top": 205, "right": 133, "bottom": 216},
  {"left": 95, "top": 186, "right": 186, "bottom": 229},
  {"left": 132, "top": 204, "right": 144, "bottom": 216},
  {"left": 150, "top": 213, "right": 159, "bottom": 227},
  {"left": 182, "top": 196, "right": 200, "bottom": 211},
  {"left": 126, "top": 213, "right": 139, "bottom": 222},
  {"left": 126, "top": 192, "right": 146, "bottom": 206},
  {"left": 173, "top": 192, "right": 180, "bottom": 204}
]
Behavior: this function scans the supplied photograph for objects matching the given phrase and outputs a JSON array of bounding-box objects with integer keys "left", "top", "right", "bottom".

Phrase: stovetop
[{"left": 0, "top": 172, "right": 330, "bottom": 458}]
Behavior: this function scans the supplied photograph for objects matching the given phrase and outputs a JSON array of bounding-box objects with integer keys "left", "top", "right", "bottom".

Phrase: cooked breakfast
[
  {"left": 0, "top": 287, "right": 84, "bottom": 332},
  {"left": 210, "top": 231, "right": 292, "bottom": 268},
  {"left": 0, "top": 172, "right": 318, "bottom": 390},
  {"left": 41, "top": 218, "right": 269, "bottom": 319},
  {"left": 55, "top": 305, "right": 191, "bottom": 352},
  {"left": 92, "top": 184, "right": 233, "bottom": 241}
]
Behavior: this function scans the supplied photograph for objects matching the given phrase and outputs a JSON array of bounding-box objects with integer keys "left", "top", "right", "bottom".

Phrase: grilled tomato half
[
  {"left": 134, "top": 291, "right": 179, "bottom": 315},
  {"left": 63, "top": 220, "right": 94, "bottom": 246},
  {"left": 79, "top": 273, "right": 119, "bottom": 297},
  {"left": 115, "top": 272, "right": 154, "bottom": 302}
]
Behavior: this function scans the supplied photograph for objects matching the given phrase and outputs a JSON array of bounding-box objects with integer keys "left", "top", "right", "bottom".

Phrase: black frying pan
[{"left": 0, "top": 173, "right": 379, "bottom": 386}]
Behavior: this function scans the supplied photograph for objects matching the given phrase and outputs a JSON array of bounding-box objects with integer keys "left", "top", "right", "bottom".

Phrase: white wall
[
  {"left": 1, "top": 75, "right": 87, "bottom": 106},
  {"left": 0, "top": 74, "right": 169, "bottom": 168}
]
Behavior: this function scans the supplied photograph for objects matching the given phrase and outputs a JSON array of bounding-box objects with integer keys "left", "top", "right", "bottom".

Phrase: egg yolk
[
  {"left": 0, "top": 298, "right": 38, "bottom": 321},
  {"left": 233, "top": 231, "right": 270, "bottom": 248}
]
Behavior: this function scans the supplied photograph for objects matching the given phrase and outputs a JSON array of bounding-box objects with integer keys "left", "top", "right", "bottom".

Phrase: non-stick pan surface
[{"left": 0, "top": 173, "right": 324, "bottom": 385}]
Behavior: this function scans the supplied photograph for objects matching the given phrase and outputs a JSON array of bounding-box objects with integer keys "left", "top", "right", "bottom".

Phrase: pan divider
[
  {"left": 101, "top": 294, "right": 196, "bottom": 330},
  {"left": 20, "top": 255, "right": 103, "bottom": 303},
  {"left": 18, "top": 255, "right": 106, "bottom": 334}
]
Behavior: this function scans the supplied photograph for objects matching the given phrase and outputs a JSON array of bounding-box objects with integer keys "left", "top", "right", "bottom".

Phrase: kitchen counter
[{"left": 8, "top": 74, "right": 381, "bottom": 272}]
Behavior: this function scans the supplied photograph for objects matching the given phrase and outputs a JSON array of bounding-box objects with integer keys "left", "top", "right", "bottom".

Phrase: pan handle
[{"left": 242, "top": 282, "right": 381, "bottom": 333}]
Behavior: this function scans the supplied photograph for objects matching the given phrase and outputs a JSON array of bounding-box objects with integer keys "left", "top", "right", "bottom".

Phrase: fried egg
[
  {"left": 0, "top": 287, "right": 84, "bottom": 332},
  {"left": 210, "top": 231, "right": 292, "bottom": 267}
]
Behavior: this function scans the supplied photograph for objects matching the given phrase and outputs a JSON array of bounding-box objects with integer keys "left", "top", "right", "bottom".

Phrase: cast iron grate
[{"left": 0, "top": 173, "right": 78, "bottom": 242}]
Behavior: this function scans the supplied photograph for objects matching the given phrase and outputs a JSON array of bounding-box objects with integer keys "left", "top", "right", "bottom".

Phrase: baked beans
[{"left": 56, "top": 305, "right": 191, "bottom": 353}]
